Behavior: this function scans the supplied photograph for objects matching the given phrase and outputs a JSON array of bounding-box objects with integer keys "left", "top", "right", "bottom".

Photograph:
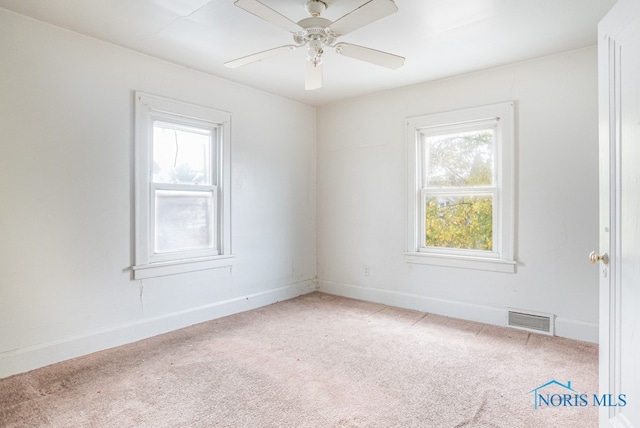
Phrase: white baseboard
[
  {"left": 0, "top": 280, "right": 317, "bottom": 379},
  {"left": 318, "top": 280, "right": 598, "bottom": 344},
  {"left": 555, "top": 317, "right": 599, "bottom": 343}
]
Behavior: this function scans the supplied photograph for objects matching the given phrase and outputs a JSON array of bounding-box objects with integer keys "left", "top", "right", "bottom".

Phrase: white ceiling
[{"left": 0, "top": 0, "right": 615, "bottom": 106}]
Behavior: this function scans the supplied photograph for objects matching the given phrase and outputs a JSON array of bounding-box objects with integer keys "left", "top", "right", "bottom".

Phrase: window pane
[
  {"left": 153, "top": 121, "right": 212, "bottom": 185},
  {"left": 155, "top": 190, "right": 214, "bottom": 253},
  {"left": 426, "top": 129, "right": 494, "bottom": 187},
  {"left": 425, "top": 195, "right": 493, "bottom": 251}
]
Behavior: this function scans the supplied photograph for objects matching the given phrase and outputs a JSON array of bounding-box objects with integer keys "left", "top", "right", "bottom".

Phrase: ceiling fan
[{"left": 225, "top": 0, "right": 405, "bottom": 90}]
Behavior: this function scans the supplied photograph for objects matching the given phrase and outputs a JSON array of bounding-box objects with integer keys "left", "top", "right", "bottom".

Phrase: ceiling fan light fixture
[{"left": 307, "top": 41, "right": 324, "bottom": 66}]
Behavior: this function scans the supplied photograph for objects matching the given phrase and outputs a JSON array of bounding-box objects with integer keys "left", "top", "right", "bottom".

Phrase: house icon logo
[{"left": 528, "top": 380, "right": 577, "bottom": 409}]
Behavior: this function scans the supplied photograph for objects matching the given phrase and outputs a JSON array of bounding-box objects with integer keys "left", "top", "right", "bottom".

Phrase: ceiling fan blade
[
  {"left": 225, "top": 45, "right": 297, "bottom": 68},
  {"left": 234, "top": 0, "right": 303, "bottom": 33},
  {"left": 334, "top": 42, "right": 404, "bottom": 69},
  {"left": 328, "top": 0, "right": 398, "bottom": 36},
  {"left": 305, "top": 61, "right": 323, "bottom": 91}
]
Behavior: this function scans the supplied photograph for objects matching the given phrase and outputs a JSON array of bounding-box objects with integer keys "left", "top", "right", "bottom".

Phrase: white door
[{"left": 597, "top": 1, "right": 640, "bottom": 427}]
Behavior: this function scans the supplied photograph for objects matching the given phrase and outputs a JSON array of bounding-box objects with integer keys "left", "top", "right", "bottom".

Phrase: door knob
[{"left": 589, "top": 251, "right": 609, "bottom": 265}]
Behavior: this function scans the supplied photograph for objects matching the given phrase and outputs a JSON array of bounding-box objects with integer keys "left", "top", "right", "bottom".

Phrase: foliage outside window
[
  {"left": 423, "top": 126, "right": 495, "bottom": 253},
  {"left": 133, "top": 93, "right": 233, "bottom": 279},
  {"left": 406, "top": 102, "right": 516, "bottom": 273}
]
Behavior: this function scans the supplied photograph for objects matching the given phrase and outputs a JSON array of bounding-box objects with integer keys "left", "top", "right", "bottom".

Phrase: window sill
[
  {"left": 404, "top": 252, "right": 516, "bottom": 273},
  {"left": 132, "top": 255, "right": 235, "bottom": 279}
]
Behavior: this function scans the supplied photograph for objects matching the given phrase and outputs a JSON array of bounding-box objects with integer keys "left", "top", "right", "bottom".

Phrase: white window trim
[
  {"left": 132, "top": 92, "right": 233, "bottom": 279},
  {"left": 405, "top": 102, "right": 516, "bottom": 273}
]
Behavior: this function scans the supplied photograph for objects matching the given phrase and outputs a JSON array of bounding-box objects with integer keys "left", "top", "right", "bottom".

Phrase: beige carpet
[{"left": 0, "top": 292, "right": 598, "bottom": 427}]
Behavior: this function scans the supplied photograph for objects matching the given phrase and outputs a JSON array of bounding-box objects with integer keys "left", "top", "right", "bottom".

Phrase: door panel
[{"left": 598, "top": 1, "right": 640, "bottom": 426}]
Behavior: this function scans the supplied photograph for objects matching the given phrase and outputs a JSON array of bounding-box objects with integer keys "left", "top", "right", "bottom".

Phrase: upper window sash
[
  {"left": 419, "top": 121, "right": 498, "bottom": 190},
  {"left": 151, "top": 119, "right": 217, "bottom": 187}
]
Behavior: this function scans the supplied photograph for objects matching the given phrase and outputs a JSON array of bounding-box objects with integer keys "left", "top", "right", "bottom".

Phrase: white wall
[
  {"left": 0, "top": 10, "right": 316, "bottom": 378},
  {"left": 316, "top": 47, "right": 600, "bottom": 342}
]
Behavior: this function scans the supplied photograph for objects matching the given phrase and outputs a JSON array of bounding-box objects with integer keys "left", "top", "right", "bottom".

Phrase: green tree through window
[
  {"left": 423, "top": 129, "right": 495, "bottom": 251},
  {"left": 425, "top": 195, "right": 492, "bottom": 250}
]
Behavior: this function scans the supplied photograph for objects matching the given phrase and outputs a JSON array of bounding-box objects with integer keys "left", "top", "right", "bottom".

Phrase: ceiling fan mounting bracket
[{"left": 304, "top": 0, "right": 327, "bottom": 17}]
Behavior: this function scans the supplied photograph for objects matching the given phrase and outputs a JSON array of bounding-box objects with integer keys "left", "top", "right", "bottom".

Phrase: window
[
  {"left": 133, "top": 92, "right": 232, "bottom": 279},
  {"left": 406, "top": 102, "right": 515, "bottom": 273}
]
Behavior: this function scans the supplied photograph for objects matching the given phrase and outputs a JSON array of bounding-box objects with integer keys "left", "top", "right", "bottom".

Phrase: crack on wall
[{"left": 139, "top": 281, "right": 144, "bottom": 313}]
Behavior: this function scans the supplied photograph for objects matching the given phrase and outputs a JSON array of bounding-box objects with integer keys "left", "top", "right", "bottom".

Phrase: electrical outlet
[{"left": 364, "top": 266, "right": 370, "bottom": 276}]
